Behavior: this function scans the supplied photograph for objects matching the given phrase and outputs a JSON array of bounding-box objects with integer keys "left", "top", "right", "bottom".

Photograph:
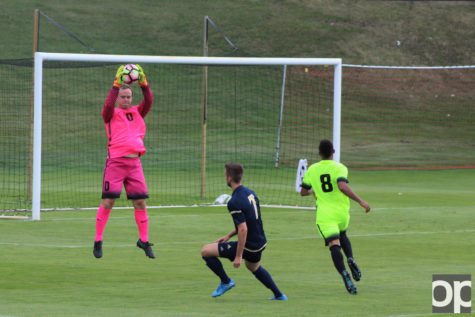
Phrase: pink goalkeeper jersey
[{"left": 102, "top": 86, "right": 153, "bottom": 158}]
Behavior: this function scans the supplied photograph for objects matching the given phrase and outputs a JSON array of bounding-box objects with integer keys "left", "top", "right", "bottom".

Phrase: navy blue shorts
[{"left": 218, "top": 241, "right": 264, "bottom": 263}]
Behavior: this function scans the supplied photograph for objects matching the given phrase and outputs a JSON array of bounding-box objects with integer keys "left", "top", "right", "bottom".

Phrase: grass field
[
  {"left": 1, "top": 1, "right": 474, "bottom": 212},
  {"left": 1, "top": 2, "right": 474, "bottom": 315},
  {"left": 1, "top": 169, "right": 474, "bottom": 317},
  {"left": 3, "top": 0, "right": 474, "bottom": 65},
  {"left": 1, "top": 62, "right": 474, "bottom": 211}
]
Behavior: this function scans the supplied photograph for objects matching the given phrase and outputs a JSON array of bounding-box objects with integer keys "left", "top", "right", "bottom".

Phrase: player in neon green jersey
[{"left": 300, "top": 140, "right": 370, "bottom": 295}]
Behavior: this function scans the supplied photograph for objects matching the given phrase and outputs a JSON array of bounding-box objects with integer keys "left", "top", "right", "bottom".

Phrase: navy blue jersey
[{"left": 227, "top": 185, "right": 267, "bottom": 252}]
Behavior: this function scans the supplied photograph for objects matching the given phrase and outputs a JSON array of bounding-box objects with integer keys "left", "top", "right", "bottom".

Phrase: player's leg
[
  {"left": 339, "top": 230, "right": 353, "bottom": 258},
  {"left": 328, "top": 239, "right": 357, "bottom": 295},
  {"left": 94, "top": 158, "right": 123, "bottom": 258},
  {"left": 340, "top": 231, "right": 361, "bottom": 281},
  {"left": 328, "top": 239, "right": 345, "bottom": 273},
  {"left": 201, "top": 242, "right": 235, "bottom": 297},
  {"left": 317, "top": 223, "right": 346, "bottom": 273},
  {"left": 93, "top": 199, "right": 115, "bottom": 258},
  {"left": 201, "top": 243, "right": 232, "bottom": 283},
  {"left": 318, "top": 223, "right": 357, "bottom": 294},
  {"left": 124, "top": 158, "right": 155, "bottom": 259},
  {"left": 338, "top": 217, "right": 361, "bottom": 281},
  {"left": 132, "top": 199, "right": 149, "bottom": 243},
  {"left": 95, "top": 199, "right": 114, "bottom": 241},
  {"left": 132, "top": 199, "right": 155, "bottom": 259},
  {"left": 244, "top": 256, "right": 287, "bottom": 301}
]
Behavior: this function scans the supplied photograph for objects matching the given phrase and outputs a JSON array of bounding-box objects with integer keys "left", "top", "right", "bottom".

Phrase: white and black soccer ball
[{"left": 121, "top": 64, "right": 140, "bottom": 84}]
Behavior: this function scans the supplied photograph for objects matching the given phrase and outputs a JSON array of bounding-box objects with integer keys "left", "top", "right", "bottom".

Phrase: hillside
[{"left": 2, "top": 0, "right": 474, "bottom": 65}]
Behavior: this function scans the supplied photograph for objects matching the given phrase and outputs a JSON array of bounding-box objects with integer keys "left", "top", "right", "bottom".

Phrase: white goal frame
[{"left": 33, "top": 52, "right": 342, "bottom": 220}]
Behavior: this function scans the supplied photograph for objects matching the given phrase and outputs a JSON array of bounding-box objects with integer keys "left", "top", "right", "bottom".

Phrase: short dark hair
[
  {"left": 225, "top": 163, "right": 244, "bottom": 183},
  {"left": 119, "top": 84, "right": 133, "bottom": 95},
  {"left": 319, "top": 139, "right": 334, "bottom": 159}
]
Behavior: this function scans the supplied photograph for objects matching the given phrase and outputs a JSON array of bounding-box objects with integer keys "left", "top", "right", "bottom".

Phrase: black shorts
[{"left": 218, "top": 241, "right": 264, "bottom": 263}]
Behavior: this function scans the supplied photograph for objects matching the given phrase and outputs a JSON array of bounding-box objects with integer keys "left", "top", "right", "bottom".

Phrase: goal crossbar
[
  {"left": 35, "top": 52, "right": 342, "bottom": 66},
  {"left": 33, "top": 52, "right": 342, "bottom": 220}
]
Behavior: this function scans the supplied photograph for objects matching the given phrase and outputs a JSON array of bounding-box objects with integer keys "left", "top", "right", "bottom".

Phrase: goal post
[
  {"left": 32, "top": 52, "right": 342, "bottom": 220},
  {"left": 6, "top": 53, "right": 470, "bottom": 219}
]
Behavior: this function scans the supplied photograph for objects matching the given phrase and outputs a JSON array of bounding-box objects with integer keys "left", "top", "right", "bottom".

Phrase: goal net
[
  {"left": 2, "top": 54, "right": 473, "bottom": 220},
  {"left": 25, "top": 53, "right": 342, "bottom": 219},
  {"left": 0, "top": 59, "right": 33, "bottom": 218}
]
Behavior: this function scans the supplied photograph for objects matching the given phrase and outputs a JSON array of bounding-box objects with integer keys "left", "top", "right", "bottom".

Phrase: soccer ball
[{"left": 121, "top": 64, "right": 140, "bottom": 84}]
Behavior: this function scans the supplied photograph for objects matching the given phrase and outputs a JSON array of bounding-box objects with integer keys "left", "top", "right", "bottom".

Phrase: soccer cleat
[
  {"left": 212, "top": 279, "right": 236, "bottom": 297},
  {"left": 342, "top": 270, "right": 357, "bottom": 295},
  {"left": 136, "top": 239, "right": 156, "bottom": 259},
  {"left": 347, "top": 257, "right": 361, "bottom": 281},
  {"left": 269, "top": 294, "right": 288, "bottom": 301},
  {"left": 93, "top": 240, "right": 103, "bottom": 258}
]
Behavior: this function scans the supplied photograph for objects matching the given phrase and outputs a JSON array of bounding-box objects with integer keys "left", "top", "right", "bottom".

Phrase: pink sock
[
  {"left": 134, "top": 209, "right": 149, "bottom": 242},
  {"left": 95, "top": 206, "right": 111, "bottom": 241}
]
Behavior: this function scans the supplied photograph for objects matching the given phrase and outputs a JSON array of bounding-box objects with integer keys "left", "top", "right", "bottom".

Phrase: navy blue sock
[
  {"left": 329, "top": 245, "right": 346, "bottom": 274},
  {"left": 252, "top": 266, "right": 283, "bottom": 298},
  {"left": 339, "top": 231, "right": 354, "bottom": 259},
  {"left": 202, "top": 256, "right": 231, "bottom": 284}
]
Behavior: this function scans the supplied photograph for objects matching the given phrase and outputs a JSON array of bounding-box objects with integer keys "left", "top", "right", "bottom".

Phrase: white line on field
[
  {"left": 1, "top": 229, "right": 474, "bottom": 249},
  {"left": 351, "top": 229, "right": 475, "bottom": 237},
  {"left": 370, "top": 205, "right": 475, "bottom": 211},
  {"left": 37, "top": 210, "right": 312, "bottom": 222},
  {"left": 12, "top": 204, "right": 475, "bottom": 222},
  {"left": 4, "top": 205, "right": 475, "bottom": 221},
  {"left": 6, "top": 203, "right": 474, "bottom": 216}
]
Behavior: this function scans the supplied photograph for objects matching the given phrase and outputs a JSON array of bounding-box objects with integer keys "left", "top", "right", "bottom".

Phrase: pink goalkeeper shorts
[{"left": 102, "top": 157, "right": 149, "bottom": 200}]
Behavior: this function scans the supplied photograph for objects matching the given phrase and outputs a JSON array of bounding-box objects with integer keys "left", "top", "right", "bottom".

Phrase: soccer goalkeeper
[
  {"left": 300, "top": 140, "right": 370, "bottom": 294},
  {"left": 93, "top": 65, "right": 155, "bottom": 259}
]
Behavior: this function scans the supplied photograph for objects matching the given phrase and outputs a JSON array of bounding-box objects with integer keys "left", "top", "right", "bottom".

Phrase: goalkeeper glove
[
  {"left": 113, "top": 65, "right": 125, "bottom": 87},
  {"left": 136, "top": 64, "right": 148, "bottom": 87}
]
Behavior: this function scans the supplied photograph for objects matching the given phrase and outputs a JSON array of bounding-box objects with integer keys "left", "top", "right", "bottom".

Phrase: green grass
[
  {"left": 2, "top": 0, "right": 474, "bottom": 65},
  {"left": 1, "top": 2, "right": 475, "bottom": 211},
  {"left": 1, "top": 4, "right": 473, "bottom": 315},
  {"left": 2, "top": 62, "right": 474, "bottom": 211},
  {"left": 1, "top": 169, "right": 474, "bottom": 316}
]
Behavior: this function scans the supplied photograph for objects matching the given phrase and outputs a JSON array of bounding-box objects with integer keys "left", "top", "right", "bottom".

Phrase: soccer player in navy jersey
[{"left": 200, "top": 163, "right": 287, "bottom": 300}]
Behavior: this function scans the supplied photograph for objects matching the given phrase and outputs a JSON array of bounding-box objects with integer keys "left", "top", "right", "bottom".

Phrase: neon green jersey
[{"left": 301, "top": 160, "right": 350, "bottom": 222}]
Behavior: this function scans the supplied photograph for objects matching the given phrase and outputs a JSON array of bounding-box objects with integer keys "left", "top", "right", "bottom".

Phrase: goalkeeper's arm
[
  {"left": 136, "top": 65, "right": 153, "bottom": 118},
  {"left": 102, "top": 66, "right": 125, "bottom": 122},
  {"left": 102, "top": 88, "right": 118, "bottom": 123}
]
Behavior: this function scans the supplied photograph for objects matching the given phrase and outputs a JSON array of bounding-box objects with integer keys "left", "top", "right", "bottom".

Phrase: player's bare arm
[
  {"left": 337, "top": 181, "right": 371, "bottom": 213},
  {"left": 216, "top": 229, "right": 237, "bottom": 243},
  {"left": 234, "top": 222, "right": 248, "bottom": 268},
  {"left": 300, "top": 187, "right": 310, "bottom": 196},
  {"left": 300, "top": 187, "right": 317, "bottom": 200}
]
